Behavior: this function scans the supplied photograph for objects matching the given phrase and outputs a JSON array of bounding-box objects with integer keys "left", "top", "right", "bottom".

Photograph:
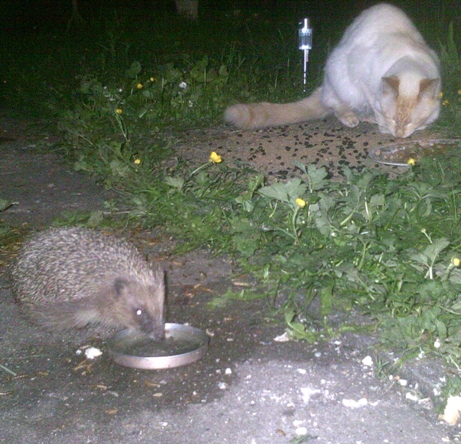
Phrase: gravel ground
[{"left": 0, "top": 115, "right": 459, "bottom": 443}]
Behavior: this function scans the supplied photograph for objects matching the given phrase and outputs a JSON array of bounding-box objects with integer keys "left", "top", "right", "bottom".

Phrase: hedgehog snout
[{"left": 135, "top": 308, "right": 165, "bottom": 340}]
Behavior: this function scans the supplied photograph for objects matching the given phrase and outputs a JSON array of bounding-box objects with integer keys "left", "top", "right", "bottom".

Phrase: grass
[{"left": 2, "top": 1, "right": 461, "bottom": 393}]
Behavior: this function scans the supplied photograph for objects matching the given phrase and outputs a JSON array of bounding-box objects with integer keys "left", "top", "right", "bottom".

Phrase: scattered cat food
[{"left": 369, "top": 139, "right": 460, "bottom": 166}]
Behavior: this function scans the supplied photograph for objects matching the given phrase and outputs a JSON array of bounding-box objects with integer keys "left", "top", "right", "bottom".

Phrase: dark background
[{"left": 1, "top": 1, "right": 455, "bottom": 30}]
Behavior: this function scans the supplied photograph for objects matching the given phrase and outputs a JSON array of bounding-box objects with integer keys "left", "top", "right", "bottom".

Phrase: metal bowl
[
  {"left": 368, "top": 139, "right": 461, "bottom": 167},
  {"left": 108, "top": 323, "right": 209, "bottom": 370}
]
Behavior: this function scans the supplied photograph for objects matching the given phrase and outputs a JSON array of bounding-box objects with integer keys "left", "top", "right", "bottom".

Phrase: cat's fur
[{"left": 224, "top": 3, "right": 441, "bottom": 138}]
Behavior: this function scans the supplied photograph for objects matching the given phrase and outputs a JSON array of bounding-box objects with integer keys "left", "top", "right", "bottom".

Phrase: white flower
[{"left": 179, "top": 81, "right": 187, "bottom": 89}]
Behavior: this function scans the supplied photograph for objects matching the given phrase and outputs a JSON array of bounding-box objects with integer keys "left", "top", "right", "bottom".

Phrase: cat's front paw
[{"left": 337, "top": 112, "right": 360, "bottom": 128}]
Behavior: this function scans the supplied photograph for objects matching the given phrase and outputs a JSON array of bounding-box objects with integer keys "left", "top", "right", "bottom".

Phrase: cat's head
[{"left": 378, "top": 76, "right": 441, "bottom": 138}]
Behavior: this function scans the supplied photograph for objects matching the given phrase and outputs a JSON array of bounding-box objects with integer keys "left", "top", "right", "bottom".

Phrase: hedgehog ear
[{"left": 113, "top": 278, "right": 128, "bottom": 298}]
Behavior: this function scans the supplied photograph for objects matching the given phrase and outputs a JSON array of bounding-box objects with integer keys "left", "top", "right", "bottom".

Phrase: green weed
[
  {"left": 71, "top": 144, "right": 461, "bottom": 368},
  {"left": 438, "top": 22, "right": 461, "bottom": 131}
]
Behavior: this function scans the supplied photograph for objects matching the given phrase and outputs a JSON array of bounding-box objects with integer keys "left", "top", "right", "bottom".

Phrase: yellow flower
[
  {"left": 407, "top": 158, "right": 416, "bottom": 166},
  {"left": 438, "top": 92, "right": 444, "bottom": 99},
  {"left": 134, "top": 159, "right": 141, "bottom": 165},
  {"left": 209, "top": 152, "right": 222, "bottom": 163},
  {"left": 457, "top": 89, "right": 461, "bottom": 95},
  {"left": 451, "top": 257, "right": 461, "bottom": 267},
  {"left": 137, "top": 83, "right": 143, "bottom": 89},
  {"left": 295, "top": 198, "right": 306, "bottom": 208},
  {"left": 443, "top": 99, "right": 449, "bottom": 106},
  {"left": 115, "top": 108, "right": 123, "bottom": 114},
  {"left": 150, "top": 77, "right": 155, "bottom": 82}
]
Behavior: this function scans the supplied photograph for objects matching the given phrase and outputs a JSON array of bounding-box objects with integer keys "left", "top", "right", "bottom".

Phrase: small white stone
[
  {"left": 300, "top": 387, "right": 321, "bottom": 404},
  {"left": 218, "top": 382, "right": 228, "bottom": 390},
  {"left": 295, "top": 427, "right": 308, "bottom": 436},
  {"left": 85, "top": 347, "right": 102, "bottom": 359},
  {"left": 362, "top": 356, "right": 373, "bottom": 367},
  {"left": 405, "top": 392, "right": 420, "bottom": 402},
  {"left": 273, "top": 332, "right": 290, "bottom": 342},
  {"left": 442, "top": 395, "right": 461, "bottom": 425},
  {"left": 342, "top": 398, "right": 368, "bottom": 408},
  {"left": 225, "top": 368, "right": 232, "bottom": 375}
]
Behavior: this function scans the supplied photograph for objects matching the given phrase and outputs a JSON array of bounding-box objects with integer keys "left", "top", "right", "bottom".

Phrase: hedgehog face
[{"left": 112, "top": 275, "right": 165, "bottom": 339}]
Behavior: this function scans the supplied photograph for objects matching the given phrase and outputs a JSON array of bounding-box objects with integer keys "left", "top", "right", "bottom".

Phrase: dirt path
[{"left": 0, "top": 115, "right": 456, "bottom": 443}]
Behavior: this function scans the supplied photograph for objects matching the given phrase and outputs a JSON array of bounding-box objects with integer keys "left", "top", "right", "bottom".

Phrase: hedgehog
[{"left": 10, "top": 227, "right": 165, "bottom": 339}]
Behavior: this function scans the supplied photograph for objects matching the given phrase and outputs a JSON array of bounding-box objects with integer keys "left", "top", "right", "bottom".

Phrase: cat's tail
[{"left": 224, "top": 87, "right": 330, "bottom": 129}]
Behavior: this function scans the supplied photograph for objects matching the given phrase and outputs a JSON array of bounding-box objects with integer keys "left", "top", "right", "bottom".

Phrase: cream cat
[{"left": 224, "top": 3, "right": 441, "bottom": 138}]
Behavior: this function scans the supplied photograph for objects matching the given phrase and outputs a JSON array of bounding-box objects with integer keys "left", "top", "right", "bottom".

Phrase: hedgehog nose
[
  {"left": 143, "top": 321, "right": 165, "bottom": 340},
  {"left": 151, "top": 325, "right": 165, "bottom": 341}
]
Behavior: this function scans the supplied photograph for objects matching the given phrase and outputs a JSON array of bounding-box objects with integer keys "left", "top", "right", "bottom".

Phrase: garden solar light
[{"left": 298, "top": 18, "right": 313, "bottom": 92}]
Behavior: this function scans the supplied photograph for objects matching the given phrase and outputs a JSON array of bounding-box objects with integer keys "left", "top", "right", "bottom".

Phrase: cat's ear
[
  {"left": 418, "top": 78, "right": 439, "bottom": 99},
  {"left": 382, "top": 76, "right": 400, "bottom": 96}
]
